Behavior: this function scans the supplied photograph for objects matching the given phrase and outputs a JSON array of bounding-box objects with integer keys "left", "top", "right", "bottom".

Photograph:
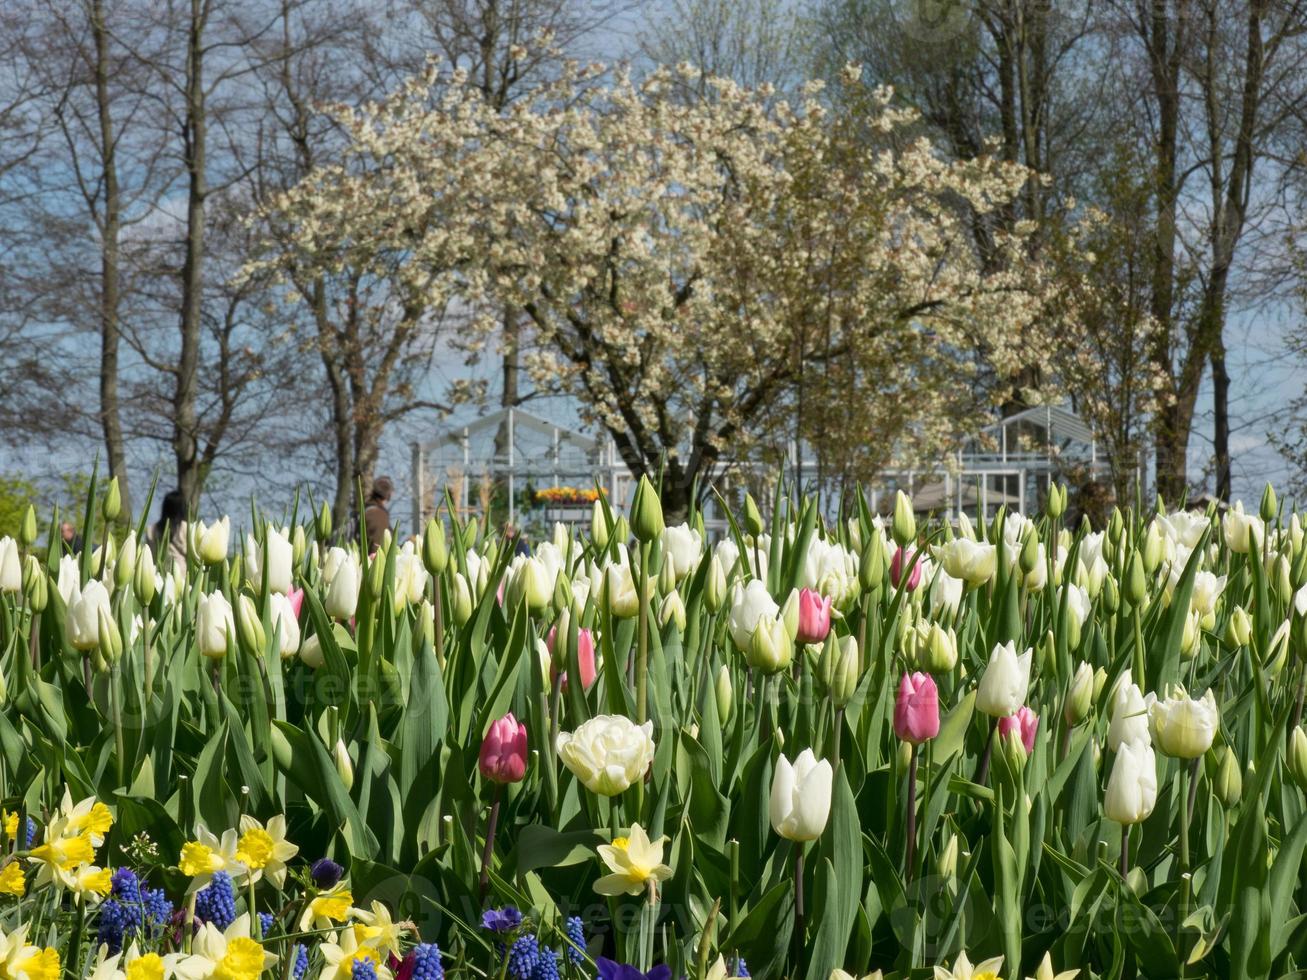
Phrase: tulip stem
[
  {"left": 636, "top": 541, "right": 650, "bottom": 726},
  {"left": 905, "top": 742, "right": 918, "bottom": 883},
  {"left": 1119, "top": 826, "right": 1129, "bottom": 878},
  {"left": 1178, "top": 759, "right": 1195, "bottom": 976},
  {"left": 831, "top": 706, "right": 844, "bottom": 771},
  {"left": 975, "top": 716, "right": 998, "bottom": 786},
  {"left": 1292, "top": 672, "right": 1305, "bottom": 732},
  {"left": 110, "top": 662, "right": 125, "bottom": 789},
  {"left": 792, "top": 846, "right": 805, "bottom": 969},
  {"left": 478, "top": 785, "right": 502, "bottom": 906}
]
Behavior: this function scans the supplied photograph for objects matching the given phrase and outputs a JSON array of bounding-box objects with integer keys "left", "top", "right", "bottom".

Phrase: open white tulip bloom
[
  {"left": 556, "top": 715, "right": 655, "bottom": 797},
  {"left": 197, "top": 591, "right": 235, "bottom": 659},
  {"left": 1222, "top": 501, "right": 1263, "bottom": 554},
  {"left": 975, "top": 641, "right": 1032, "bottom": 718},
  {"left": 192, "top": 516, "right": 231, "bottom": 566},
  {"left": 0, "top": 536, "right": 21, "bottom": 593},
  {"left": 246, "top": 528, "right": 293, "bottom": 595},
  {"left": 770, "top": 748, "right": 833, "bottom": 842},
  {"left": 1104, "top": 739, "right": 1157, "bottom": 824},
  {"left": 269, "top": 593, "right": 301, "bottom": 658},
  {"left": 65, "top": 579, "right": 112, "bottom": 653},
  {"left": 323, "top": 548, "right": 360, "bottom": 620},
  {"left": 661, "top": 523, "right": 704, "bottom": 582},
  {"left": 727, "top": 579, "right": 780, "bottom": 652},
  {"left": 1148, "top": 686, "right": 1218, "bottom": 758},
  {"left": 934, "top": 538, "right": 997, "bottom": 587},
  {"left": 1107, "top": 671, "right": 1153, "bottom": 751}
]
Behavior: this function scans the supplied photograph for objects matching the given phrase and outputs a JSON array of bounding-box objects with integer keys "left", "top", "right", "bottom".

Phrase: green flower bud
[
  {"left": 236, "top": 594, "right": 267, "bottom": 654},
  {"left": 451, "top": 572, "right": 473, "bottom": 626},
  {"left": 23, "top": 558, "right": 48, "bottom": 613},
  {"left": 704, "top": 555, "right": 727, "bottom": 612},
  {"left": 292, "top": 525, "right": 307, "bottom": 567},
  {"left": 630, "top": 475, "right": 666, "bottom": 544},
  {"left": 590, "top": 500, "right": 609, "bottom": 551},
  {"left": 657, "top": 557, "right": 676, "bottom": 596},
  {"left": 1261, "top": 482, "right": 1278, "bottom": 523},
  {"left": 316, "top": 501, "right": 333, "bottom": 541},
  {"left": 612, "top": 515, "right": 630, "bottom": 545},
  {"left": 367, "top": 550, "right": 387, "bottom": 600},
  {"left": 1211, "top": 747, "right": 1242, "bottom": 808},
  {"left": 1289, "top": 727, "right": 1307, "bottom": 793},
  {"left": 892, "top": 490, "right": 916, "bottom": 548},
  {"left": 779, "top": 589, "right": 800, "bottom": 641},
  {"left": 333, "top": 738, "right": 354, "bottom": 791},
  {"left": 746, "top": 616, "right": 791, "bottom": 673},
  {"left": 920, "top": 622, "right": 958, "bottom": 673},
  {"left": 1019, "top": 528, "right": 1040, "bottom": 575},
  {"left": 1064, "top": 662, "right": 1094, "bottom": 725},
  {"left": 102, "top": 477, "right": 122, "bottom": 522},
  {"left": 1275, "top": 555, "right": 1293, "bottom": 606},
  {"left": 1226, "top": 606, "right": 1252, "bottom": 647},
  {"left": 1047, "top": 483, "right": 1067, "bottom": 520},
  {"left": 1142, "top": 523, "right": 1164, "bottom": 575},
  {"left": 1108, "top": 507, "right": 1124, "bottom": 545},
  {"left": 1092, "top": 666, "right": 1108, "bottom": 703},
  {"left": 1124, "top": 551, "right": 1147, "bottom": 608},
  {"left": 659, "top": 591, "right": 686, "bottom": 631},
  {"left": 830, "top": 635, "right": 860, "bottom": 708},
  {"left": 714, "top": 665, "right": 733, "bottom": 724},
  {"left": 860, "top": 531, "right": 887, "bottom": 593},
  {"left": 97, "top": 606, "right": 122, "bottom": 664},
  {"left": 134, "top": 545, "right": 157, "bottom": 606},
  {"left": 1101, "top": 574, "right": 1120, "bottom": 616},
  {"left": 423, "top": 519, "right": 449, "bottom": 576},
  {"left": 743, "top": 493, "right": 765, "bottom": 538},
  {"left": 18, "top": 505, "right": 37, "bottom": 548},
  {"left": 463, "top": 516, "right": 480, "bottom": 550}
]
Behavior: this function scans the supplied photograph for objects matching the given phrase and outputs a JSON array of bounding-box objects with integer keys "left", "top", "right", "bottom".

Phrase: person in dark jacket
[
  {"left": 146, "top": 489, "right": 189, "bottom": 568},
  {"left": 363, "top": 476, "right": 393, "bottom": 553}
]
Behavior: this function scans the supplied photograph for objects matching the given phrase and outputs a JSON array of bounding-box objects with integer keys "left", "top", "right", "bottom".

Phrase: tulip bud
[
  {"left": 333, "top": 738, "right": 354, "bottom": 790},
  {"left": 735, "top": 494, "right": 762, "bottom": 539},
  {"left": 1019, "top": 528, "right": 1040, "bottom": 575},
  {"left": 630, "top": 475, "right": 665, "bottom": 544},
  {"left": 714, "top": 665, "right": 733, "bottom": 723},
  {"left": 102, "top": 477, "right": 122, "bottom": 522},
  {"left": 1226, "top": 606, "right": 1252, "bottom": 647},
  {"left": 938, "top": 833, "right": 959, "bottom": 880},
  {"left": 236, "top": 594, "right": 267, "bottom": 654},
  {"left": 24, "top": 563, "right": 47, "bottom": 613},
  {"left": 366, "top": 550, "right": 386, "bottom": 599},
  {"left": 1101, "top": 574, "right": 1120, "bottom": 615},
  {"left": 1108, "top": 507, "right": 1124, "bottom": 545},
  {"left": 1275, "top": 555, "right": 1293, "bottom": 606},
  {"left": 1124, "top": 551, "right": 1147, "bottom": 608},
  {"left": 892, "top": 490, "right": 916, "bottom": 547},
  {"left": 1092, "top": 666, "right": 1108, "bottom": 703},
  {"left": 657, "top": 557, "right": 676, "bottom": 596},
  {"left": 659, "top": 591, "right": 686, "bottom": 631},
  {"left": 1039, "top": 629, "right": 1057, "bottom": 674},
  {"left": 1047, "top": 483, "right": 1066, "bottom": 520},
  {"left": 1261, "top": 482, "right": 1278, "bottom": 523},
  {"left": 1156, "top": 493, "right": 1167, "bottom": 516},
  {"left": 830, "top": 635, "right": 860, "bottom": 707},
  {"left": 1293, "top": 546, "right": 1307, "bottom": 591},
  {"left": 612, "top": 515, "right": 630, "bottom": 544},
  {"left": 21, "top": 553, "right": 41, "bottom": 595},
  {"left": 97, "top": 606, "right": 122, "bottom": 665},
  {"left": 270, "top": 725, "right": 293, "bottom": 770},
  {"left": 860, "top": 532, "right": 887, "bottom": 593},
  {"left": 704, "top": 555, "right": 727, "bottom": 612},
  {"left": 291, "top": 525, "right": 307, "bottom": 567},
  {"left": 114, "top": 532, "right": 138, "bottom": 592},
  {"left": 552, "top": 571, "right": 572, "bottom": 615},
  {"left": 1064, "top": 662, "right": 1094, "bottom": 725},
  {"left": 423, "top": 519, "right": 448, "bottom": 576},
  {"left": 590, "top": 500, "right": 609, "bottom": 551},
  {"left": 1142, "top": 524, "right": 1164, "bottom": 575},
  {"left": 316, "top": 501, "right": 333, "bottom": 541},
  {"left": 18, "top": 506, "right": 37, "bottom": 548},
  {"left": 999, "top": 726, "right": 1028, "bottom": 777},
  {"left": 1289, "top": 727, "right": 1307, "bottom": 792},
  {"left": 920, "top": 622, "right": 957, "bottom": 673},
  {"left": 1180, "top": 610, "right": 1200, "bottom": 658},
  {"left": 462, "top": 516, "right": 480, "bottom": 550},
  {"left": 746, "top": 616, "right": 791, "bottom": 673},
  {"left": 779, "top": 589, "right": 800, "bottom": 641},
  {"left": 1211, "top": 747, "right": 1242, "bottom": 808}
]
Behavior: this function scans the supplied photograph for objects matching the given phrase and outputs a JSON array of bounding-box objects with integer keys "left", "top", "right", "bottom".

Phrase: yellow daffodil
[
  {"left": 235, "top": 816, "right": 298, "bottom": 889},
  {"left": 0, "top": 924, "right": 61, "bottom": 980},
  {"left": 348, "top": 902, "right": 407, "bottom": 958},
  {"left": 593, "top": 823, "right": 672, "bottom": 897},
  {"left": 316, "top": 929, "right": 391, "bottom": 980},
  {"left": 299, "top": 884, "right": 354, "bottom": 932},
  {"left": 934, "top": 952, "right": 1004, "bottom": 980},
  {"left": 177, "top": 827, "right": 247, "bottom": 893},
  {"left": 165, "top": 915, "right": 275, "bottom": 980},
  {"left": 90, "top": 945, "right": 169, "bottom": 980},
  {"left": 55, "top": 791, "right": 114, "bottom": 846},
  {"left": 28, "top": 831, "right": 96, "bottom": 889},
  {"left": 0, "top": 863, "right": 24, "bottom": 897},
  {"left": 70, "top": 866, "right": 114, "bottom": 905}
]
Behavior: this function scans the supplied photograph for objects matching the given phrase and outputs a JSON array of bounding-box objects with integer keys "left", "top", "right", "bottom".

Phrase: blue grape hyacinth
[
  {"left": 194, "top": 870, "right": 236, "bottom": 929},
  {"left": 506, "top": 935, "right": 539, "bottom": 980},
  {"left": 564, "top": 917, "right": 585, "bottom": 965}
]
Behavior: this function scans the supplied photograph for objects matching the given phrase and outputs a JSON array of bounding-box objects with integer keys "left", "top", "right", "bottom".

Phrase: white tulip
[
  {"left": 1107, "top": 670, "right": 1153, "bottom": 751},
  {"left": 246, "top": 527, "right": 293, "bottom": 595},
  {"left": 323, "top": 548, "right": 360, "bottom": 620},
  {"left": 65, "top": 579, "right": 111, "bottom": 652},
  {"left": 298, "top": 633, "right": 324, "bottom": 669},
  {"left": 660, "top": 523, "right": 703, "bottom": 582},
  {"left": 933, "top": 538, "right": 997, "bottom": 586},
  {"left": 57, "top": 554, "right": 81, "bottom": 605},
  {"left": 1189, "top": 571, "right": 1226, "bottom": 617},
  {"left": 197, "top": 591, "right": 235, "bottom": 659},
  {"left": 193, "top": 516, "right": 231, "bottom": 565},
  {"left": 0, "top": 537, "right": 20, "bottom": 593},
  {"left": 556, "top": 715, "right": 655, "bottom": 796},
  {"left": 269, "top": 592, "right": 301, "bottom": 658},
  {"left": 769, "top": 748, "right": 833, "bottom": 841},
  {"left": 975, "top": 641, "right": 1032, "bottom": 718},
  {"left": 801, "top": 537, "right": 859, "bottom": 604},
  {"left": 1222, "top": 501, "right": 1263, "bottom": 554},
  {"left": 1104, "top": 739, "right": 1157, "bottom": 824},
  {"left": 727, "top": 579, "right": 779, "bottom": 652},
  {"left": 1148, "top": 685, "right": 1218, "bottom": 758}
]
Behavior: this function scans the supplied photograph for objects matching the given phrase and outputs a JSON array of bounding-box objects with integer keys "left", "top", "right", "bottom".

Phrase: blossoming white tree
[{"left": 259, "top": 58, "right": 1059, "bottom": 515}]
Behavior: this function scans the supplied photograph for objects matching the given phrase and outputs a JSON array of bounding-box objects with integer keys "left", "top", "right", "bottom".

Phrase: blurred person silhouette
[
  {"left": 364, "top": 476, "right": 393, "bottom": 554},
  {"left": 146, "top": 489, "right": 189, "bottom": 568},
  {"left": 59, "top": 521, "right": 83, "bottom": 555}
]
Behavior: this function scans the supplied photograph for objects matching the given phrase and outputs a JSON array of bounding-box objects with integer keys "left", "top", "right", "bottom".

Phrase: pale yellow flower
[
  {"left": 236, "top": 815, "right": 298, "bottom": 889},
  {"left": 593, "top": 823, "right": 672, "bottom": 897}
]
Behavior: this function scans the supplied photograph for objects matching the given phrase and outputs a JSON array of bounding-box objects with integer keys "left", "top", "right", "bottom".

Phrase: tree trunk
[
  {"left": 493, "top": 307, "right": 519, "bottom": 463},
  {"left": 1211, "top": 331, "right": 1231, "bottom": 500},
  {"left": 91, "top": 0, "right": 130, "bottom": 518},
  {"left": 174, "top": 0, "right": 207, "bottom": 506}
]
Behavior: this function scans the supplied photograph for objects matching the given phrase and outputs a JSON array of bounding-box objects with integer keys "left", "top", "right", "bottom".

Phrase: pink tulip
[
  {"left": 890, "top": 547, "right": 923, "bottom": 591},
  {"left": 894, "top": 672, "right": 940, "bottom": 745},
  {"left": 286, "top": 587, "right": 305, "bottom": 620},
  {"left": 998, "top": 706, "right": 1039, "bottom": 754},
  {"left": 794, "top": 588, "right": 833, "bottom": 645},
  {"left": 479, "top": 712, "right": 528, "bottom": 783},
  {"left": 547, "top": 625, "right": 597, "bottom": 691}
]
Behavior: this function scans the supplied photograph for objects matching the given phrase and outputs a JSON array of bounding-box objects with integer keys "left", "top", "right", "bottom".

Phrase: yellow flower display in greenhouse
[
  {"left": 593, "top": 823, "right": 672, "bottom": 897},
  {"left": 235, "top": 815, "right": 298, "bottom": 889}
]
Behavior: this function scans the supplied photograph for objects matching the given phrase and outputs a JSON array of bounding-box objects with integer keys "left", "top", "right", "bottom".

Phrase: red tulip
[
  {"left": 479, "top": 712, "right": 528, "bottom": 783},
  {"left": 998, "top": 705, "right": 1039, "bottom": 754},
  {"left": 890, "top": 546, "right": 923, "bottom": 591},
  {"left": 547, "top": 625, "right": 597, "bottom": 691},
  {"left": 794, "top": 588, "right": 833, "bottom": 645},
  {"left": 894, "top": 671, "right": 940, "bottom": 745}
]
